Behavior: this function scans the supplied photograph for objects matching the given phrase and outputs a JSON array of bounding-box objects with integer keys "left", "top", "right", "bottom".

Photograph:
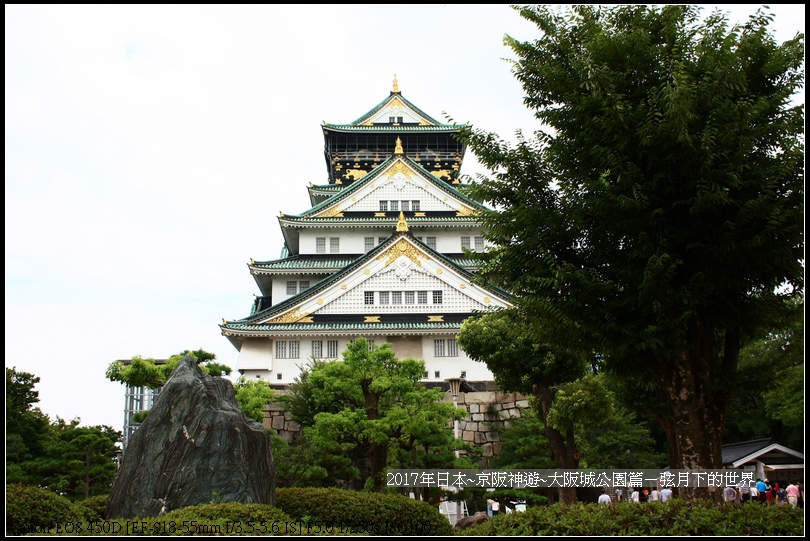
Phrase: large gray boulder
[{"left": 106, "top": 357, "right": 275, "bottom": 519}]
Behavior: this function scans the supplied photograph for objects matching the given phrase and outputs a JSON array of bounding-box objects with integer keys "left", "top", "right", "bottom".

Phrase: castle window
[
  {"left": 475, "top": 236, "right": 485, "bottom": 252},
  {"left": 365, "top": 237, "right": 375, "bottom": 251},
  {"left": 312, "top": 340, "right": 323, "bottom": 358},
  {"left": 379, "top": 291, "right": 390, "bottom": 305},
  {"left": 400, "top": 201, "right": 410, "bottom": 212},
  {"left": 461, "top": 236, "right": 471, "bottom": 250},
  {"left": 418, "top": 291, "right": 428, "bottom": 304},
  {"left": 390, "top": 200, "right": 399, "bottom": 211},
  {"left": 426, "top": 237, "right": 437, "bottom": 249},
  {"left": 276, "top": 373, "right": 283, "bottom": 380},
  {"left": 275, "top": 341, "right": 286, "bottom": 359},
  {"left": 378, "top": 236, "right": 387, "bottom": 244},
  {"left": 434, "top": 339, "right": 459, "bottom": 357},
  {"left": 405, "top": 291, "right": 415, "bottom": 304},
  {"left": 433, "top": 291, "right": 443, "bottom": 304},
  {"left": 412, "top": 200, "right": 420, "bottom": 211},
  {"left": 326, "top": 340, "right": 338, "bottom": 357},
  {"left": 316, "top": 237, "right": 326, "bottom": 253},
  {"left": 379, "top": 201, "right": 388, "bottom": 212},
  {"left": 286, "top": 281, "right": 297, "bottom": 295},
  {"left": 299, "top": 281, "right": 310, "bottom": 291},
  {"left": 434, "top": 371, "right": 441, "bottom": 379},
  {"left": 330, "top": 237, "right": 340, "bottom": 253},
  {"left": 392, "top": 291, "right": 402, "bottom": 304},
  {"left": 364, "top": 291, "right": 374, "bottom": 305}
]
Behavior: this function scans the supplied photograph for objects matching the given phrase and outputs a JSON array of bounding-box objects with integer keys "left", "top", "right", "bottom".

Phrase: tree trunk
[
  {"left": 656, "top": 323, "right": 739, "bottom": 501},
  {"left": 533, "top": 383, "right": 580, "bottom": 504}
]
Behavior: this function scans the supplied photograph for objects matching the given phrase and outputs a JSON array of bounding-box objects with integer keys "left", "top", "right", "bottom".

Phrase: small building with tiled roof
[
  {"left": 221, "top": 79, "right": 510, "bottom": 389},
  {"left": 721, "top": 438, "right": 804, "bottom": 486}
]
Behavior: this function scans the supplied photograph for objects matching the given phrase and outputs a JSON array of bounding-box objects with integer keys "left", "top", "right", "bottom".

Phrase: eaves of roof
[
  {"left": 222, "top": 321, "right": 464, "bottom": 332},
  {"left": 290, "top": 155, "right": 489, "bottom": 219}
]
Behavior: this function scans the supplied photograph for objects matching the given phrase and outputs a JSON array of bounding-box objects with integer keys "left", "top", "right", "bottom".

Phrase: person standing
[
  {"left": 660, "top": 486, "right": 673, "bottom": 502},
  {"left": 648, "top": 487, "right": 661, "bottom": 502},
  {"left": 756, "top": 478, "right": 767, "bottom": 504},
  {"left": 630, "top": 488, "right": 640, "bottom": 503},
  {"left": 598, "top": 488, "right": 614, "bottom": 508},
  {"left": 724, "top": 485, "right": 737, "bottom": 504},
  {"left": 764, "top": 479, "right": 774, "bottom": 505},
  {"left": 786, "top": 481, "right": 800, "bottom": 508}
]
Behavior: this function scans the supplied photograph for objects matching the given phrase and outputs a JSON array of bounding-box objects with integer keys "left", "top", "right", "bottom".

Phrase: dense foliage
[
  {"left": 280, "top": 338, "right": 466, "bottom": 492},
  {"left": 462, "top": 499, "right": 804, "bottom": 536},
  {"left": 455, "top": 4, "right": 804, "bottom": 485}
]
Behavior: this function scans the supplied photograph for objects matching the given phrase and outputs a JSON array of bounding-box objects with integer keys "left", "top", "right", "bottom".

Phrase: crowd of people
[
  {"left": 722, "top": 478, "right": 804, "bottom": 507},
  {"left": 599, "top": 479, "right": 804, "bottom": 507}
]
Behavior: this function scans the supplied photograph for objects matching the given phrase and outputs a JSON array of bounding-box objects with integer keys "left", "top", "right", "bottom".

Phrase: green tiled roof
[
  {"left": 223, "top": 321, "right": 464, "bottom": 332},
  {"left": 290, "top": 155, "right": 489, "bottom": 219},
  {"left": 252, "top": 257, "right": 358, "bottom": 270},
  {"left": 279, "top": 216, "right": 482, "bottom": 225}
]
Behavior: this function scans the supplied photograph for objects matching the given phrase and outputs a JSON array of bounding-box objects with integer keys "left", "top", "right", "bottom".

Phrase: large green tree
[
  {"left": 6, "top": 367, "right": 51, "bottom": 484},
  {"left": 456, "top": 4, "right": 804, "bottom": 493},
  {"left": 284, "top": 338, "right": 465, "bottom": 492}
]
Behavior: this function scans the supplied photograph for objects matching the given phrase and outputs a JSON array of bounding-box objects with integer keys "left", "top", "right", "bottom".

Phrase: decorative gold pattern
[
  {"left": 396, "top": 211, "right": 408, "bottom": 232},
  {"left": 427, "top": 315, "right": 444, "bottom": 322},
  {"left": 394, "top": 137, "right": 403, "bottom": 155},
  {"left": 386, "top": 162, "right": 412, "bottom": 179},
  {"left": 414, "top": 212, "right": 425, "bottom": 217},
  {"left": 364, "top": 315, "right": 381, "bottom": 323},
  {"left": 345, "top": 169, "right": 367, "bottom": 180},
  {"left": 436, "top": 268, "right": 443, "bottom": 274},
  {"left": 392, "top": 75, "right": 399, "bottom": 93},
  {"left": 374, "top": 212, "right": 386, "bottom": 217},
  {"left": 455, "top": 205, "right": 478, "bottom": 217},
  {"left": 364, "top": 269, "right": 370, "bottom": 275},
  {"left": 430, "top": 170, "right": 452, "bottom": 180},
  {"left": 483, "top": 297, "right": 491, "bottom": 304},
  {"left": 460, "top": 284, "right": 467, "bottom": 289},
  {"left": 267, "top": 308, "right": 312, "bottom": 324},
  {"left": 341, "top": 284, "right": 347, "bottom": 290},
  {"left": 377, "top": 239, "right": 430, "bottom": 267},
  {"left": 317, "top": 299, "right": 324, "bottom": 305},
  {"left": 315, "top": 206, "right": 344, "bottom": 218}
]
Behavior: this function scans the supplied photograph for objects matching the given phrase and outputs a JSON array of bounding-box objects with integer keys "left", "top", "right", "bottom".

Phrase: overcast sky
[{"left": 5, "top": 4, "right": 805, "bottom": 433}]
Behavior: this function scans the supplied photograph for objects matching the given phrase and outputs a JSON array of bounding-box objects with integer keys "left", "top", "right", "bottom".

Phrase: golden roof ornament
[
  {"left": 393, "top": 75, "right": 399, "bottom": 93},
  {"left": 394, "top": 137, "right": 403, "bottom": 155},
  {"left": 396, "top": 211, "right": 408, "bottom": 232}
]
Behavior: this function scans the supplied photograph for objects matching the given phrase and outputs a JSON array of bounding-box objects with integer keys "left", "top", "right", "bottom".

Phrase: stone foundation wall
[{"left": 262, "top": 390, "right": 530, "bottom": 464}]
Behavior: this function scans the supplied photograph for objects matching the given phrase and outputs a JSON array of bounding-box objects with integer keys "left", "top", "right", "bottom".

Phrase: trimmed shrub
[
  {"left": 461, "top": 500, "right": 805, "bottom": 536},
  {"left": 276, "top": 487, "right": 454, "bottom": 536},
  {"left": 73, "top": 496, "right": 108, "bottom": 523},
  {"left": 5, "top": 483, "right": 81, "bottom": 536}
]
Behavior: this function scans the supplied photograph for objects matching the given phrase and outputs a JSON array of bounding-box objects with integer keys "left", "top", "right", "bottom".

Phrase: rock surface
[
  {"left": 106, "top": 357, "right": 275, "bottom": 519},
  {"left": 454, "top": 511, "right": 489, "bottom": 531}
]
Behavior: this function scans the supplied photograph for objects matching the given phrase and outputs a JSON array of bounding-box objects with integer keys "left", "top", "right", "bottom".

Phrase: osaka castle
[{"left": 220, "top": 78, "right": 512, "bottom": 389}]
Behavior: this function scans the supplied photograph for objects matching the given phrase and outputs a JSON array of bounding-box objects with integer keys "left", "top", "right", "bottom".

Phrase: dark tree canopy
[{"left": 456, "top": 4, "right": 803, "bottom": 491}]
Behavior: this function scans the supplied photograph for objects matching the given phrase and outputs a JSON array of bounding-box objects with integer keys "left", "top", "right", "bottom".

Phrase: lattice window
[
  {"left": 433, "top": 291, "right": 443, "bottom": 304},
  {"left": 330, "top": 237, "right": 340, "bottom": 253},
  {"left": 367, "top": 340, "right": 376, "bottom": 351},
  {"left": 316, "top": 237, "right": 326, "bottom": 253},
  {"left": 405, "top": 291, "right": 415, "bottom": 304},
  {"left": 289, "top": 341, "right": 300, "bottom": 359},
  {"left": 276, "top": 373, "right": 283, "bottom": 380},
  {"left": 379, "top": 201, "right": 388, "bottom": 212},
  {"left": 364, "top": 291, "right": 374, "bottom": 305},
  {"left": 299, "top": 280, "right": 310, "bottom": 291},
  {"left": 401, "top": 200, "right": 410, "bottom": 212},
  {"left": 448, "top": 339, "right": 459, "bottom": 357},
  {"left": 390, "top": 200, "right": 399, "bottom": 211},
  {"left": 426, "top": 237, "right": 437, "bottom": 249},
  {"left": 286, "top": 281, "right": 297, "bottom": 295},
  {"left": 434, "top": 339, "right": 446, "bottom": 357},
  {"left": 434, "top": 371, "right": 441, "bottom": 379},
  {"left": 365, "top": 237, "right": 374, "bottom": 251},
  {"left": 378, "top": 236, "right": 387, "bottom": 244},
  {"left": 379, "top": 291, "right": 390, "bottom": 305},
  {"left": 312, "top": 340, "right": 323, "bottom": 358},
  {"left": 327, "top": 340, "right": 338, "bottom": 357},
  {"left": 412, "top": 200, "right": 420, "bottom": 211},
  {"left": 392, "top": 291, "right": 402, "bottom": 304},
  {"left": 475, "top": 236, "right": 485, "bottom": 252},
  {"left": 276, "top": 341, "right": 287, "bottom": 359},
  {"left": 418, "top": 291, "right": 428, "bottom": 304},
  {"left": 461, "top": 236, "right": 471, "bottom": 250}
]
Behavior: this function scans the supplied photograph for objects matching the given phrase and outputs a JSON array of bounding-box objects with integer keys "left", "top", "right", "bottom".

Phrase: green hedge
[
  {"left": 461, "top": 500, "right": 805, "bottom": 536},
  {"left": 275, "top": 487, "right": 454, "bottom": 536},
  {"left": 5, "top": 484, "right": 82, "bottom": 536}
]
